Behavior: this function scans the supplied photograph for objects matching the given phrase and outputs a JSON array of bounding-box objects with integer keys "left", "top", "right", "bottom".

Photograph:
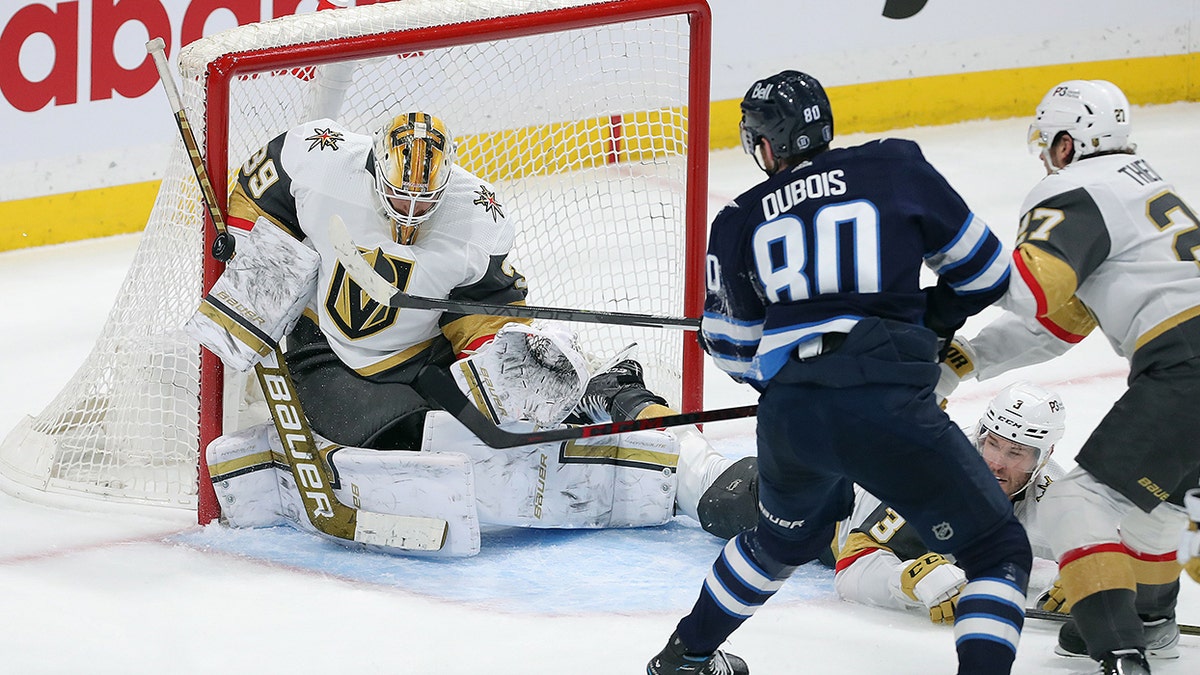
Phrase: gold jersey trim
[{"left": 1060, "top": 549, "right": 1137, "bottom": 604}]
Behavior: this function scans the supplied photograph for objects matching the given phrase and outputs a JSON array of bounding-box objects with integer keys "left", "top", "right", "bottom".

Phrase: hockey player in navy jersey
[
  {"left": 646, "top": 70, "right": 1030, "bottom": 675},
  {"left": 936, "top": 79, "right": 1200, "bottom": 675}
]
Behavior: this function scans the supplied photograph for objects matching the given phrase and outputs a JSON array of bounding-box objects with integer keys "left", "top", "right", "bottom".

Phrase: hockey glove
[
  {"left": 935, "top": 336, "right": 977, "bottom": 403},
  {"left": 1180, "top": 488, "right": 1200, "bottom": 584},
  {"left": 1038, "top": 577, "right": 1071, "bottom": 613},
  {"left": 451, "top": 322, "right": 590, "bottom": 429},
  {"left": 891, "top": 553, "right": 966, "bottom": 624},
  {"left": 185, "top": 217, "right": 319, "bottom": 371}
]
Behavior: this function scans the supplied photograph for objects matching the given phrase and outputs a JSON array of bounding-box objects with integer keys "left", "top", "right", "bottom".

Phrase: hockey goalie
[{"left": 185, "top": 110, "right": 755, "bottom": 557}]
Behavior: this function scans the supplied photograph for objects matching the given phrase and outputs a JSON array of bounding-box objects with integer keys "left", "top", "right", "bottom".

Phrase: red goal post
[{"left": 0, "top": 0, "right": 712, "bottom": 523}]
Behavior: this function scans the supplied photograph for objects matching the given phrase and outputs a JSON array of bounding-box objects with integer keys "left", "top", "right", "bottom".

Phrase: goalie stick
[
  {"left": 328, "top": 214, "right": 701, "bottom": 330},
  {"left": 1023, "top": 608, "right": 1200, "bottom": 637},
  {"left": 147, "top": 38, "right": 235, "bottom": 263},
  {"left": 416, "top": 364, "right": 757, "bottom": 449},
  {"left": 148, "top": 38, "right": 447, "bottom": 551}
]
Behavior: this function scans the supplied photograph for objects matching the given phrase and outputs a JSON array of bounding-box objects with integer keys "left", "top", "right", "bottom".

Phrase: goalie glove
[
  {"left": 1037, "top": 577, "right": 1071, "bottom": 613},
  {"left": 1180, "top": 488, "right": 1200, "bottom": 584},
  {"left": 451, "top": 322, "right": 590, "bottom": 429},
  {"left": 185, "top": 217, "right": 319, "bottom": 371},
  {"left": 936, "top": 336, "right": 977, "bottom": 403},
  {"left": 890, "top": 553, "right": 966, "bottom": 624}
]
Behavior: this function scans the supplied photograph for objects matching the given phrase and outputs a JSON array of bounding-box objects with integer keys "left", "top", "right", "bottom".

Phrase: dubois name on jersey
[{"left": 702, "top": 139, "right": 1010, "bottom": 385}]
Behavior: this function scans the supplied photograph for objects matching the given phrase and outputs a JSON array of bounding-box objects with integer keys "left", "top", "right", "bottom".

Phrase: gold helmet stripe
[{"left": 386, "top": 112, "right": 450, "bottom": 192}]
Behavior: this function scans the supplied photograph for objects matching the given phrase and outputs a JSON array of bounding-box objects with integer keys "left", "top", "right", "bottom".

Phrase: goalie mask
[
  {"left": 373, "top": 111, "right": 456, "bottom": 244},
  {"left": 976, "top": 381, "right": 1065, "bottom": 497},
  {"left": 740, "top": 70, "right": 833, "bottom": 174},
  {"left": 1027, "top": 80, "right": 1134, "bottom": 169}
]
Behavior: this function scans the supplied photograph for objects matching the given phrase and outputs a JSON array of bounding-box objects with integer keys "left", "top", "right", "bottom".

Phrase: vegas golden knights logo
[{"left": 326, "top": 248, "right": 413, "bottom": 338}]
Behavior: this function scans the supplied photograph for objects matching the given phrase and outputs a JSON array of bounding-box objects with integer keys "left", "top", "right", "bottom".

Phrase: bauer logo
[{"left": 758, "top": 502, "right": 804, "bottom": 529}]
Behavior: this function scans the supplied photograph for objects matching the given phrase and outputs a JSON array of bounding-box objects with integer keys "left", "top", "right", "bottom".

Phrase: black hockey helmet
[{"left": 740, "top": 70, "right": 833, "bottom": 173}]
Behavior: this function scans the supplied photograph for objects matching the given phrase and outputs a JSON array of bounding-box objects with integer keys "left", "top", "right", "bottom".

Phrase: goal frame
[{"left": 194, "top": 0, "right": 712, "bottom": 523}]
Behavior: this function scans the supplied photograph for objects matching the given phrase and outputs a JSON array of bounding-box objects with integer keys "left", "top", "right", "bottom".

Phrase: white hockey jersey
[
  {"left": 227, "top": 118, "right": 524, "bottom": 376},
  {"left": 998, "top": 152, "right": 1200, "bottom": 377},
  {"left": 832, "top": 457, "right": 1065, "bottom": 613}
]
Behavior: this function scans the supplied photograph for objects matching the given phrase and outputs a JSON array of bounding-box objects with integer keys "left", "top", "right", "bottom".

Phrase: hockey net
[{"left": 0, "top": 0, "right": 710, "bottom": 520}]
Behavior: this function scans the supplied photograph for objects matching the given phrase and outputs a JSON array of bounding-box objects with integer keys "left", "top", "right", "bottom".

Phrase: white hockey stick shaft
[{"left": 328, "top": 214, "right": 701, "bottom": 330}]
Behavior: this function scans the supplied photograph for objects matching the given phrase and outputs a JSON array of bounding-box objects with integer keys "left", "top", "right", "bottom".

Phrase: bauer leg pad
[
  {"left": 207, "top": 422, "right": 481, "bottom": 556},
  {"left": 422, "top": 409, "right": 678, "bottom": 528}
]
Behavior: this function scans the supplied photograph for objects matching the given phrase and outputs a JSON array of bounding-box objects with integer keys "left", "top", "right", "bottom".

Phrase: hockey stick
[
  {"left": 416, "top": 364, "right": 757, "bottom": 449},
  {"left": 148, "top": 38, "right": 447, "bottom": 551},
  {"left": 254, "top": 351, "right": 448, "bottom": 550},
  {"left": 147, "top": 38, "right": 235, "bottom": 263},
  {"left": 328, "top": 214, "right": 701, "bottom": 330},
  {"left": 1024, "top": 608, "right": 1200, "bottom": 637}
]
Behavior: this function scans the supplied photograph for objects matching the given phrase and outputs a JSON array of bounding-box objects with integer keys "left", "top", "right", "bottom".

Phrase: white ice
[{"left": 2, "top": 105, "right": 1199, "bottom": 674}]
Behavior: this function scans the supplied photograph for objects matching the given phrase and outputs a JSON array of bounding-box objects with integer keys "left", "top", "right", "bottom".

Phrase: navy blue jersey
[{"left": 702, "top": 139, "right": 1010, "bottom": 384}]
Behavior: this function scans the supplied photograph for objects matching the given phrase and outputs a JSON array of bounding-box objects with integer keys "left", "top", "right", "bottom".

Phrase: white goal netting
[{"left": 0, "top": 0, "right": 710, "bottom": 518}]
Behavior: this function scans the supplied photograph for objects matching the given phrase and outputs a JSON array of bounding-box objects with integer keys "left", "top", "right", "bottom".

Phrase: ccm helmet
[
  {"left": 373, "top": 111, "right": 456, "bottom": 244},
  {"left": 976, "top": 381, "right": 1065, "bottom": 492},
  {"left": 740, "top": 70, "right": 833, "bottom": 174},
  {"left": 1027, "top": 80, "right": 1134, "bottom": 168}
]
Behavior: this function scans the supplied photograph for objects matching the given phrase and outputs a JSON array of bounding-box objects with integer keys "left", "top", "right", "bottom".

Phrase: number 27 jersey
[{"left": 702, "top": 139, "right": 1009, "bottom": 384}]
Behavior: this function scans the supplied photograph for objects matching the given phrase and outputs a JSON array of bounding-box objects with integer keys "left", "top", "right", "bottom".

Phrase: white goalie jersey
[{"left": 225, "top": 117, "right": 522, "bottom": 375}]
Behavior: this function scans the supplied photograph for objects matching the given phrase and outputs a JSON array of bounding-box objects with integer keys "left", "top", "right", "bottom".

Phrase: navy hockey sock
[{"left": 676, "top": 526, "right": 826, "bottom": 654}]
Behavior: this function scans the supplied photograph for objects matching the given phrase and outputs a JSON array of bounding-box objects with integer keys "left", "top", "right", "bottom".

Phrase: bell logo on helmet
[
  {"left": 739, "top": 70, "right": 834, "bottom": 174},
  {"left": 750, "top": 82, "right": 774, "bottom": 100}
]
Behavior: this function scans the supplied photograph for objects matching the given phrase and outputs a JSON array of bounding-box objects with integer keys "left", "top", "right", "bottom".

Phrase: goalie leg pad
[
  {"left": 208, "top": 421, "right": 481, "bottom": 556},
  {"left": 422, "top": 410, "right": 679, "bottom": 528},
  {"left": 185, "top": 217, "right": 320, "bottom": 372},
  {"left": 207, "top": 423, "right": 286, "bottom": 528},
  {"left": 451, "top": 322, "right": 589, "bottom": 429},
  {"left": 322, "top": 445, "right": 480, "bottom": 557}
]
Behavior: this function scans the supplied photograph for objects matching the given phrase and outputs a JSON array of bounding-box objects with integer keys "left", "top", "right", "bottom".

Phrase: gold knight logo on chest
[{"left": 325, "top": 247, "right": 413, "bottom": 338}]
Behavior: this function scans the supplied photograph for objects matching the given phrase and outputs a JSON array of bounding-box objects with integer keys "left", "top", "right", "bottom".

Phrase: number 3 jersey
[
  {"left": 226, "top": 119, "right": 527, "bottom": 377},
  {"left": 701, "top": 139, "right": 1010, "bottom": 385},
  {"left": 832, "top": 456, "right": 1065, "bottom": 612},
  {"left": 1001, "top": 152, "right": 1200, "bottom": 377}
]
